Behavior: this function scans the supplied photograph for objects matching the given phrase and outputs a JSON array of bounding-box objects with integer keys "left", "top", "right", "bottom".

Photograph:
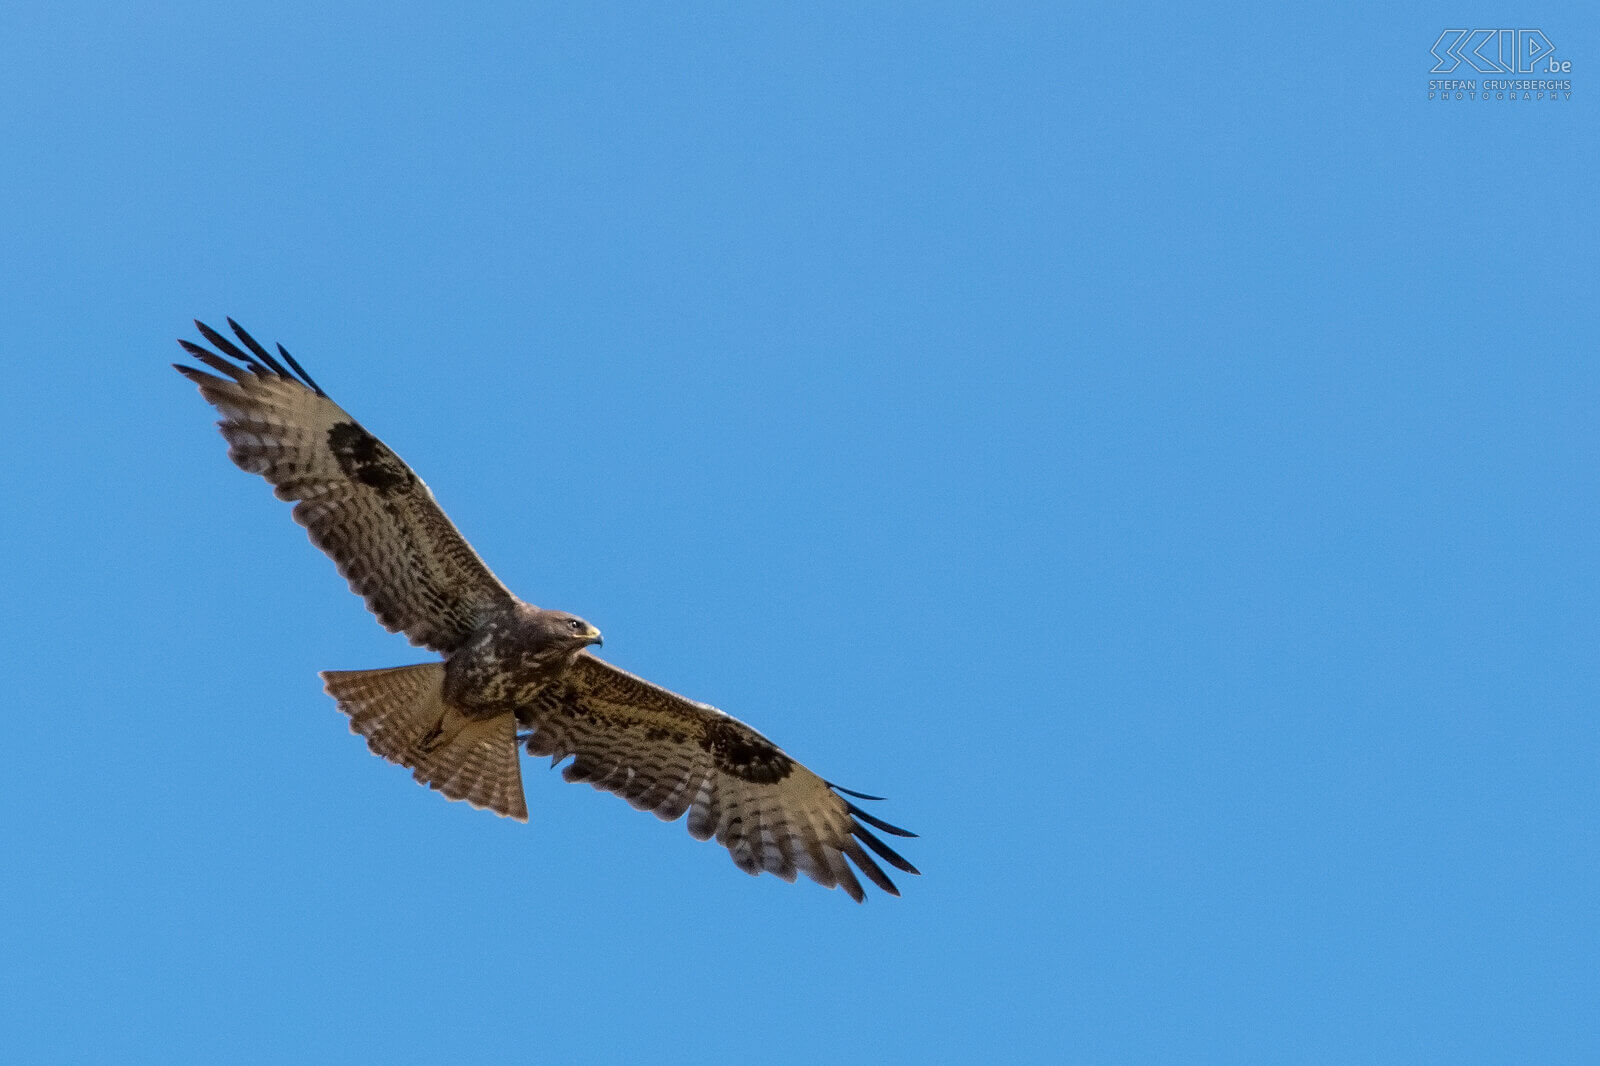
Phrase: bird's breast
[{"left": 442, "top": 622, "right": 567, "bottom": 715}]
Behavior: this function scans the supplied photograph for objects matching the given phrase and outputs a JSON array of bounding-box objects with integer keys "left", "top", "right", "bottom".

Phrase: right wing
[{"left": 175, "top": 319, "right": 516, "bottom": 653}]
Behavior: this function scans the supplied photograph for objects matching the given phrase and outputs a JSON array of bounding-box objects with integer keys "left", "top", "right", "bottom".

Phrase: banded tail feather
[{"left": 322, "top": 663, "right": 528, "bottom": 822}]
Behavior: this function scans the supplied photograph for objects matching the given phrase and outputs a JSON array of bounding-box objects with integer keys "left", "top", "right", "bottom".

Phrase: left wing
[{"left": 518, "top": 653, "right": 919, "bottom": 901}]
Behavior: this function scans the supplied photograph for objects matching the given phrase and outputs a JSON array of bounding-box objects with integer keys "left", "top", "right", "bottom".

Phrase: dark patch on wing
[
  {"left": 328, "top": 421, "right": 416, "bottom": 494},
  {"left": 701, "top": 717, "right": 794, "bottom": 784},
  {"left": 512, "top": 654, "right": 915, "bottom": 899}
]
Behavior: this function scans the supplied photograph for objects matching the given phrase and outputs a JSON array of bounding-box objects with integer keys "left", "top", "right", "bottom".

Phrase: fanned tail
[{"left": 321, "top": 663, "right": 528, "bottom": 821}]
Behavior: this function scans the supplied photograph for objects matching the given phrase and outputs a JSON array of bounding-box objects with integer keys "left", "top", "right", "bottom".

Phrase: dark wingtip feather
[
  {"left": 193, "top": 319, "right": 264, "bottom": 372},
  {"left": 844, "top": 840, "right": 900, "bottom": 896},
  {"left": 180, "top": 318, "right": 327, "bottom": 396},
  {"left": 172, "top": 362, "right": 213, "bottom": 384},
  {"left": 275, "top": 341, "right": 326, "bottom": 396},
  {"left": 178, "top": 342, "right": 258, "bottom": 384},
  {"left": 852, "top": 822, "right": 920, "bottom": 875},
  {"left": 826, "top": 781, "right": 887, "bottom": 801},
  {"left": 226, "top": 317, "right": 291, "bottom": 377},
  {"left": 844, "top": 799, "right": 917, "bottom": 838}
]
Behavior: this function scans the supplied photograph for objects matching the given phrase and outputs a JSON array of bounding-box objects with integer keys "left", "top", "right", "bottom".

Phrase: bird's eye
[{"left": 567, "top": 619, "right": 582, "bottom": 632}]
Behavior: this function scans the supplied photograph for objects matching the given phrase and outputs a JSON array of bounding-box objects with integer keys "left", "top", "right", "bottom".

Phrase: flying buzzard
[{"left": 175, "top": 320, "right": 917, "bottom": 901}]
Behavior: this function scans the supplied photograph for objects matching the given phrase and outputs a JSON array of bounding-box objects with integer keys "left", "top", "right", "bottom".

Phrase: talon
[{"left": 416, "top": 723, "right": 447, "bottom": 753}]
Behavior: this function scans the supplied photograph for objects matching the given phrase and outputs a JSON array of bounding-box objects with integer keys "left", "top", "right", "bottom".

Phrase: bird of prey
[{"left": 175, "top": 319, "right": 917, "bottom": 901}]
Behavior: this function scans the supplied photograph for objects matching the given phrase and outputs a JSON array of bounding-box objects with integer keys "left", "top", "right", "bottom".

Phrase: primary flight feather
[{"left": 175, "top": 319, "right": 917, "bottom": 901}]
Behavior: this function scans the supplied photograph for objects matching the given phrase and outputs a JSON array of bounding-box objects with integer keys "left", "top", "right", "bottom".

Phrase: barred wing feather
[
  {"left": 520, "top": 653, "right": 918, "bottom": 901},
  {"left": 175, "top": 319, "right": 515, "bottom": 653}
]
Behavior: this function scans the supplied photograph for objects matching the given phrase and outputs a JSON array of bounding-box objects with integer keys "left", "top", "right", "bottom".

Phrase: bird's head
[{"left": 539, "top": 609, "right": 604, "bottom": 652}]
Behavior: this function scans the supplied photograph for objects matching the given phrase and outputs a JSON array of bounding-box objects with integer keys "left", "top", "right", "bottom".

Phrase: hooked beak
[{"left": 585, "top": 625, "right": 603, "bottom": 648}]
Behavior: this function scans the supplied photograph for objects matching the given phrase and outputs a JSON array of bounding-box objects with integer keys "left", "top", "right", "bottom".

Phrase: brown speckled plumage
[{"left": 176, "top": 319, "right": 917, "bottom": 901}]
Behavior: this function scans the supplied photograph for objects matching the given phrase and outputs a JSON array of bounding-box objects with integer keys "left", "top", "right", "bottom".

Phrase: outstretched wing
[
  {"left": 175, "top": 319, "right": 516, "bottom": 653},
  {"left": 518, "top": 653, "right": 919, "bottom": 902}
]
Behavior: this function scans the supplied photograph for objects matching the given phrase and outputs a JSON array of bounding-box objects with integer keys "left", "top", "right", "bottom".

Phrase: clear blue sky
[{"left": 3, "top": 3, "right": 1597, "bottom": 1062}]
